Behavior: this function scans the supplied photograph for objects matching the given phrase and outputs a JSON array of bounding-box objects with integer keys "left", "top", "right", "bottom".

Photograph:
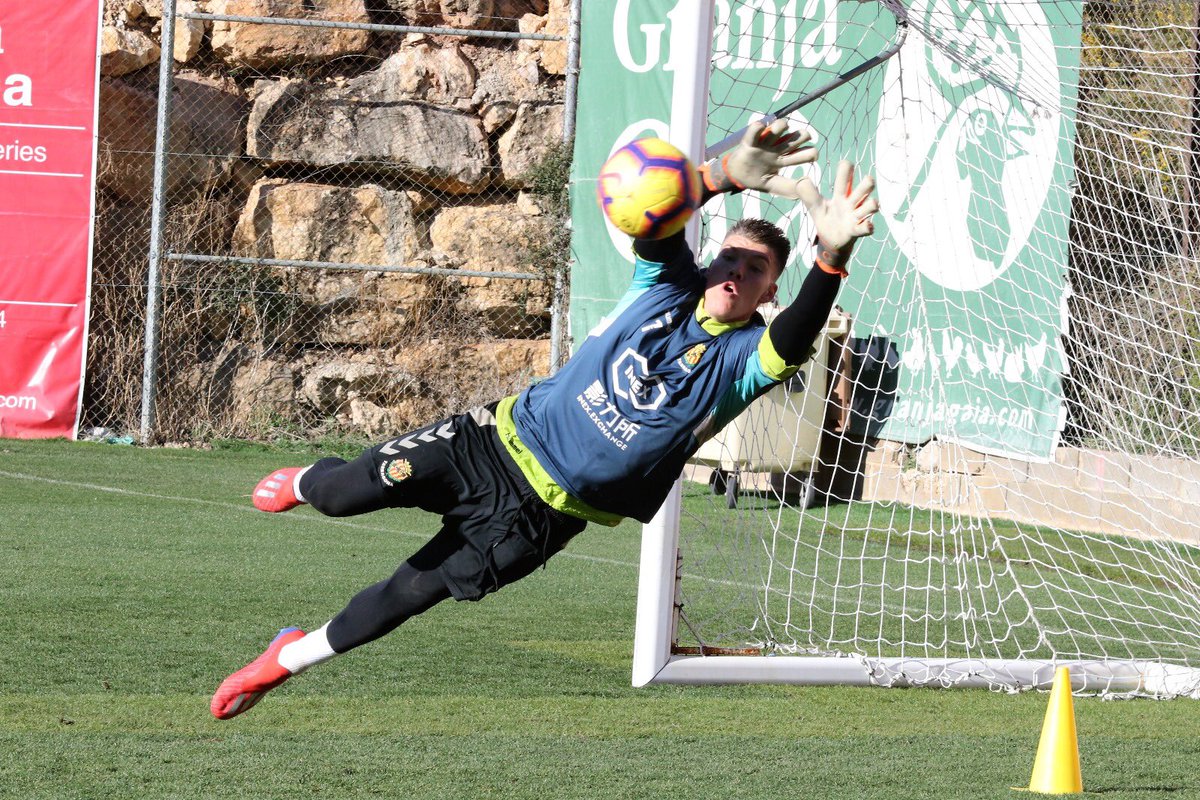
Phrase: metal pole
[
  {"left": 549, "top": 268, "right": 565, "bottom": 373},
  {"left": 550, "top": 0, "right": 583, "bottom": 374},
  {"left": 185, "top": 12, "right": 563, "bottom": 41},
  {"left": 1185, "top": 1, "right": 1200, "bottom": 262},
  {"left": 139, "top": 0, "right": 177, "bottom": 444},
  {"left": 562, "top": 0, "right": 582, "bottom": 144},
  {"left": 632, "top": 0, "right": 717, "bottom": 688}
]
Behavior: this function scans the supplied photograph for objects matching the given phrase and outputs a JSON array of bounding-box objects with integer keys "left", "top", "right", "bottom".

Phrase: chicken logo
[{"left": 875, "top": 0, "right": 1061, "bottom": 291}]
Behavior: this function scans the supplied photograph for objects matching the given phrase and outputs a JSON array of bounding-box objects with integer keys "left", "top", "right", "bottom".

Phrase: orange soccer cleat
[
  {"left": 210, "top": 627, "right": 306, "bottom": 720},
  {"left": 252, "top": 468, "right": 304, "bottom": 513}
]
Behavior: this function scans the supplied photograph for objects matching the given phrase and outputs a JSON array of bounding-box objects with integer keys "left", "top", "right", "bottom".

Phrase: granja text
[{"left": 612, "top": 0, "right": 845, "bottom": 85}]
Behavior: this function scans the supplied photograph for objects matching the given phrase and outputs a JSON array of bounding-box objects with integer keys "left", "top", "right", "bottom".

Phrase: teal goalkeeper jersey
[{"left": 509, "top": 243, "right": 808, "bottom": 524}]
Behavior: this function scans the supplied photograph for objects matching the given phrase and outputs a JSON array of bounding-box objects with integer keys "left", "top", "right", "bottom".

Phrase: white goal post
[{"left": 632, "top": 0, "right": 1200, "bottom": 698}]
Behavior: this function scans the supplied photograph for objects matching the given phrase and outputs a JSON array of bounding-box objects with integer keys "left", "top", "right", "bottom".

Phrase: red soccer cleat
[
  {"left": 210, "top": 627, "right": 306, "bottom": 720},
  {"left": 253, "top": 468, "right": 304, "bottom": 513}
]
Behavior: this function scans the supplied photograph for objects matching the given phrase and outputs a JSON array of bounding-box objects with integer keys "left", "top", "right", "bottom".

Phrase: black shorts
[{"left": 355, "top": 403, "right": 587, "bottom": 601}]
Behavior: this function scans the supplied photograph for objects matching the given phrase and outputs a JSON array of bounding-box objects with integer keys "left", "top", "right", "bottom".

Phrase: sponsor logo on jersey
[
  {"left": 611, "top": 347, "right": 666, "bottom": 411},
  {"left": 577, "top": 380, "right": 641, "bottom": 450}
]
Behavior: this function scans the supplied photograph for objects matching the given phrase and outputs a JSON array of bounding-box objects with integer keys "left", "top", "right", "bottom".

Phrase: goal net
[{"left": 633, "top": 0, "right": 1200, "bottom": 697}]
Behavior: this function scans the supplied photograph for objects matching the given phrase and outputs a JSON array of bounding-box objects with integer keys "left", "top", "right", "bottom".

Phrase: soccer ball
[{"left": 597, "top": 138, "right": 702, "bottom": 240}]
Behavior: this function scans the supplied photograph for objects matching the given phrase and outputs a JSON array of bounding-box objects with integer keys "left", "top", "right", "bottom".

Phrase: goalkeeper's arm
[{"left": 769, "top": 160, "right": 879, "bottom": 364}]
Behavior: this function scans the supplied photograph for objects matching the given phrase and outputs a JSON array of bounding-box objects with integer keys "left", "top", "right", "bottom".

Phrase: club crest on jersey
[
  {"left": 380, "top": 459, "right": 413, "bottom": 486},
  {"left": 674, "top": 342, "right": 707, "bottom": 374}
]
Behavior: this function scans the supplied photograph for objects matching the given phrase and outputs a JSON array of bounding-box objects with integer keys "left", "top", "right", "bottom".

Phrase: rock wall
[{"left": 93, "top": 0, "right": 569, "bottom": 440}]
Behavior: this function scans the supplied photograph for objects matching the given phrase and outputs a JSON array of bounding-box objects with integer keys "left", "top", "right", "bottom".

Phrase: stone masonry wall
[{"left": 91, "top": 0, "right": 570, "bottom": 440}]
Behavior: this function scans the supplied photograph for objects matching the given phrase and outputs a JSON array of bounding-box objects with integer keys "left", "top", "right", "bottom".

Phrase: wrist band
[
  {"left": 698, "top": 156, "right": 745, "bottom": 193},
  {"left": 815, "top": 236, "right": 851, "bottom": 277}
]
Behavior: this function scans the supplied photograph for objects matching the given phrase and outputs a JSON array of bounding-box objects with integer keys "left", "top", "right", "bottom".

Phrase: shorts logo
[{"left": 380, "top": 459, "right": 413, "bottom": 486}]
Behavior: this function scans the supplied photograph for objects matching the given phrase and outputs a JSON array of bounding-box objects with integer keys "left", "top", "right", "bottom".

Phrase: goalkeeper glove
[
  {"left": 800, "top": 160, "right": 879, "bottom": 277},
  {"left": 699, "top": 119, "right": 817, "bottom": 198}
]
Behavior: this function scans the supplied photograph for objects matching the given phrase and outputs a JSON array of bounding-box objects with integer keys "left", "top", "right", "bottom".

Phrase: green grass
[{"left": 2, "top": 439, "right": 1200, "bottom": 799}]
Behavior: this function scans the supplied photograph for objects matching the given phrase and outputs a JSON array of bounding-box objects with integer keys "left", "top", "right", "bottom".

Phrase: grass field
[{"left": 3, "top": 438, "right": 1200, "bottom": 799}]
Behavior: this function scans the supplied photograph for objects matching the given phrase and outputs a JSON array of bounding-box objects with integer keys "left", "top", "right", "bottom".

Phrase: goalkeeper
[{"left": 211, "top": 120, "right": 878, "bottom": 720}]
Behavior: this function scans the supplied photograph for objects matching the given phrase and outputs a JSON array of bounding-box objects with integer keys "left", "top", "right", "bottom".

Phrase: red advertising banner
[{"left": 0, "top": 1, "right": 102, "bottom": 438}]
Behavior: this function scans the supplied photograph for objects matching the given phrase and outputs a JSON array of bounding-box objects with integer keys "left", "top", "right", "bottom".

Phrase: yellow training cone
[{"left": 1022, "top": 666, "right": 1083, "bottom": 794}]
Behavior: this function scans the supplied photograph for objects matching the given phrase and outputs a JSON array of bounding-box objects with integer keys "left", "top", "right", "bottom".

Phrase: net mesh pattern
[{"left": 675, "top": 0, "right": 1200, "bottom": 696}]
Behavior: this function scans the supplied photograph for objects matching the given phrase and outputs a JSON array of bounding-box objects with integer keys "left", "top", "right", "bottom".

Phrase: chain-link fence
[{"left": 89, "top": 0, "right": 576, "bottom": 444}]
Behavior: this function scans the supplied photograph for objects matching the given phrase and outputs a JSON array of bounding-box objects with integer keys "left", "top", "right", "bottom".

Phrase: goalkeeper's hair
[{"left": 728, "top": 217, "right": 790, "bottom": 275}]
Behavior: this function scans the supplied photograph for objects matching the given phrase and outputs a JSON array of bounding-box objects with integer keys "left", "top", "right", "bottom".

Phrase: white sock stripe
[
  {"left": 292, "top": 466, "right": 311, "bottom": 505},
  {"left": 277, "top": 622, "right": 334, "bottom": 674}
]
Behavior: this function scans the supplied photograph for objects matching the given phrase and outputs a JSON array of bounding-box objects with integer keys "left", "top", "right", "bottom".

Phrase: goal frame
[{"left": 628, "top": 0, "right": 1200, "bottom": 698}]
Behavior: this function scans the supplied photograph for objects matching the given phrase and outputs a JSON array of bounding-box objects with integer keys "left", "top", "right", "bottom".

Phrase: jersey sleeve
[
  {"left": 756, "top": 324, "right": 804, "bottom": 381},
  {"left": 629, "top": 231, "right": 698, "bottom": 288},
  {"left": 583, "top": 238, "right": 700, "bottom": 341},
  {"left": 699, "top": 266, "right": 842, "bottom": 440},
  {"left": 764, "top": 263, "right": 842, "bottom": 367},
  {"left": 700, "top": 326, "right": 787, "bottom": 441}
]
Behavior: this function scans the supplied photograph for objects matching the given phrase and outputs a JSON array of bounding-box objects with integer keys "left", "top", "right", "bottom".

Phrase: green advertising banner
[{"left": 570, "top": 0, "right": 1082, "bottom": 461}]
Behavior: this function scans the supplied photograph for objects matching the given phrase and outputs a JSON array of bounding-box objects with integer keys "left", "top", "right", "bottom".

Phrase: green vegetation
[
  {"left": 1066, "top": 1, "right": 1200, "bottom": 453},
  {"left": 2, "top": 439, "right": 1199, "bottom": 799}
]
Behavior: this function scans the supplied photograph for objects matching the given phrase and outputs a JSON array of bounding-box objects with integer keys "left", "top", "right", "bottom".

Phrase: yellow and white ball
[{"left": 597, "top": 138, "right": 701, "bottom": 240}]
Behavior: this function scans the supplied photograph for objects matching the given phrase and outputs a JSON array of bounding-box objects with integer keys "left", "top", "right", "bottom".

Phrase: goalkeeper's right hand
[
  {"left": 797, "top": 160, "right": 878, "bottom": 277},
  {"left": 700, "top": 119, "right": 817, "bottom": 199}
]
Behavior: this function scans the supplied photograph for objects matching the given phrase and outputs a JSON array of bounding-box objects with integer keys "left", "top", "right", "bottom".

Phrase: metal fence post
[
  {"left": 563, "top": 0, "right": 581, "bottom": 145},
  {"left": 139, "top": 0, "right": 177, "bottom": 444}
]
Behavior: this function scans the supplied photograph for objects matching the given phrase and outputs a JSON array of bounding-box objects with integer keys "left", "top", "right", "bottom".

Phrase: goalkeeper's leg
[
  {"left": 251, "top": 418, "right": 465, "bottom": 517},
  {"left": 251, "top": 454, "right": 404, "bottom": 515},
  {"left": 211, "top": 506, "right": 581, "bottom": 720},
  {"left": 210, "top": 542, "right": 455, "bottom": 720},
  {"left": 217, "top": 406, "right": 584, "bottom": 719},
  {"left": 219, "top": 407, "right": 525, "bottom": 719}
]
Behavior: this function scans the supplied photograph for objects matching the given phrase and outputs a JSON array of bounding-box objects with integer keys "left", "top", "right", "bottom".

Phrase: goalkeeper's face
[{"left": 703, "top": 233, "right": 780, "bottom": 323}]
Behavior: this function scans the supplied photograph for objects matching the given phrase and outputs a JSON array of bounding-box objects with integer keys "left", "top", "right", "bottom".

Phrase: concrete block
[
  {"left": 1071, "top": 448, "right": 1133, "bottom": 495},
  {"left": 1025, "top": 460, "right": 1077, "bottom": 493},
  {"left": 987, "top": 456, "right": 1030, "bottom": 484},
  {"left": 915, "top": 441, "right": 987, "bottom": 475},
  {"left": 1127, "top": 454, "right": 1180, "bottom": 501},
  {"left": 1007, "top": 481, "right": 1097, "bottom": 532}
]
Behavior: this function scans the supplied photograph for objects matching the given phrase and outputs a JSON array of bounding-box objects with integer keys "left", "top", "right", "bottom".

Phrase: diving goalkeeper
[{"left": 211, "top": 120, "right": 879, "bottom": 719}]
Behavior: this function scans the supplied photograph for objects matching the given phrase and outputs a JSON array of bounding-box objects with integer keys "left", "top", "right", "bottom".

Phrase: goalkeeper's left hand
[
  {"left": 700, "top": 119, "right": 817, "bottom": 198},
  {"left": 794, "top": 160, "right": 879, "bottom": 276}
]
